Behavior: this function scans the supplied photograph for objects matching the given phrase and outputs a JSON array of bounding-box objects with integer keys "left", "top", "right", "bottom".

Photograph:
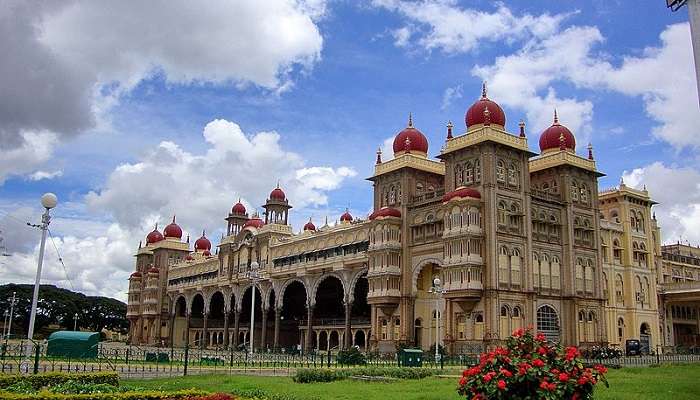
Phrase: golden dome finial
[
  {"left": 553, "top": 108, "right": 559, "bottom": 124},
  {"left": 481, "top": 81, "right": 487, "bottom": 98},
  {"left": 408, "top": 112, "right": 413, "bottom": 128}
]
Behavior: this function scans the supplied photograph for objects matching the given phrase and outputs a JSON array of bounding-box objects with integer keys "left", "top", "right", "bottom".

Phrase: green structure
[
  {"left": 46, "top": 331, "right": 100, "bottom": 359},
  {"left": 398, "top": 348, "right": 423, "bottom": 367}
]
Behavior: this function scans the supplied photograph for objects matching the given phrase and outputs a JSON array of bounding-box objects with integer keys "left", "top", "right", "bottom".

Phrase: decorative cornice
[
  {"left": 371, "top": 152, "right": 444, "bottom": 178},
  {"left": 528, "top": 149, "right": 604, "bottom": 176},
  {"left": 441, "top": 126, "right": 531, "bottom": 156}
]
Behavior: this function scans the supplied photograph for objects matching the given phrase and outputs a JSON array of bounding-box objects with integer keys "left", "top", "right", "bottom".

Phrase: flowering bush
[
  {"left": 581, "top": 345, "right": 622, "bottom": 360},
  {"left": 457, "top": 328, "right": 608, "bottom": 400}
]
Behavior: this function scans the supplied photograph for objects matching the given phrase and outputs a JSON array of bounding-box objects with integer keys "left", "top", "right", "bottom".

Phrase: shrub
[
  {"left": 0, "top": 373, "right": 120, "bottom": 391},
  {"left": 581, "top": 346, "right": 622, "bottom": 360},
  {"left": 0, "top": 389, "right": 207, "bottom": 400},
  {"left": 457, "top": 328, "right": 608, "bottom": 400},
  {"left": 293, "top": 367, "right": 436, "bottom": 383},
  {"left": 336, "top": 347, "right": 366, "bottom": 366}
]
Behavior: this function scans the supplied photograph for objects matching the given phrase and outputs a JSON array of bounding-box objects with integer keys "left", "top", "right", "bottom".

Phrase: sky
[{"left": 0, "top": 0, "right": 698, "bottom": 301}]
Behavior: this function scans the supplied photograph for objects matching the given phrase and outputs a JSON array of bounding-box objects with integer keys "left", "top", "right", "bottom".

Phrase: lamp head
[
  {"left": 433, "top": 277, "right": 441, "bottom": 287},
  {"left": 41, "top": 193, "right": 58, "bottom": 209},
  {"left": 251, "top": 261, "right": 260, "bottom": 270}
]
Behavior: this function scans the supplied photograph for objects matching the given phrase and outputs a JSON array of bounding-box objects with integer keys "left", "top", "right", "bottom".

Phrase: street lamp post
[
  {"left": 246, "top": 261, "right": 262, "bottom": 356},
  {"left": 73, "top": 313, "right": 78, "bottom": 331},
  {"left": 3, "top": 311, "right": 8, "bottom": 339},
  {"left": 428, "top": 276, "right": 446, "bottom": 364},
  {"left": 27, "top": 193, "right": 57, "bottom": 342},
  {"left": 6, "top": 292, "right": 17, "bottom": 339}
]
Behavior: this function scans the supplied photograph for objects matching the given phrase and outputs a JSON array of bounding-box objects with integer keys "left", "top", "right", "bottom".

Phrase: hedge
[
  {"left": 292, "top": 367, "right": 436, "bottom": 383},
  {"left": 0, "top": 374, "right": 120, "bottom": 391},
  {"left": 0, "top": 389, "right": 208, "bottom": 400}
]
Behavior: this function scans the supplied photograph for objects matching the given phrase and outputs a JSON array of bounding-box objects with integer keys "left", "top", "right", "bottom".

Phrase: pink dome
[
  {"left": 232, "top": 201, "right": 246, "bottom": 215},
  {"left": 369, "top": 207, "right": 402, "bottom": 220},
  {"left": 270, "top": 186, "right": 286, "bottom": 201},
  {"left": 539, "top": 111, "right": 576, "bottom": 152},
  {"left": 148, "top": 265, "right": 159, "bottom": 274},
  {"left": 392, "top": 115, "right": 429, "bottom": 155},
  {"left": 129, "top": 271, "right": 142, "bottom": 279},
  {"left": 163, "top": 216, "right": 182, "bottom": 239},
  {"left": 202, "top": 250, "right": 212, "bottom": 257},
  {"left": 244, "top": 217, "right": 265, "bottom": 229},
  {"left": 442, "top": 187, "right": 481, "bottom": 202},
  {"left": 340, "top": 209, "right": 353, "bottom": 222},
  {"left": 194, "top": 231, "right": 212, "bottom": 251},
  {"left": 465, "top": 84, "right": 506, "bottom": 128},
  {"left": 146, "top": 226, "right": 164, "bottom": 244},
  {"left": 303, "top": 219, "right": 316, "bottom": 231}
]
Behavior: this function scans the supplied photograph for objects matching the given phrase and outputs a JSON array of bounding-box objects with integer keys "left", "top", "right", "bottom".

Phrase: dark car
[{"left": 626, "top": 339, "right": 641, "bottom": 356}]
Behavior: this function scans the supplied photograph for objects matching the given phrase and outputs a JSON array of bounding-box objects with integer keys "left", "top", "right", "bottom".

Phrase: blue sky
[{"left": 0, "top": 0, "right": 697, "bottom": 299}]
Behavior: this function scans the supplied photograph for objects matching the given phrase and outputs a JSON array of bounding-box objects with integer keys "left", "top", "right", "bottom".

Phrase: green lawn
[{"left": 128, "top": 364, "right": 700, "bottom": 400}]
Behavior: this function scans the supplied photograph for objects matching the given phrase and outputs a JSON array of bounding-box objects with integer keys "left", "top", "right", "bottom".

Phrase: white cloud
[
  {"left": 472, "top": 23, "right": 699, "bottom": 150},
  {"left": 623, "top": 162, "right": 700, "bottom": 245},
  {"left": 0, "top": 0, "right": 325, "bottom": 181},
  {"left": 28, "top": 170, "right": 63, "bottom": 181},
  {"left": 441, "top": 84, "right": 463, "bottom": 110},
  {"left": 86, "top": 119, "right": 356, "bottom": 235},
  {"left": 0, "top": 131, "right": 58, "bottom": 184},
  {"left": 373, "top": 0, "right": 568, "bottom": 53}
]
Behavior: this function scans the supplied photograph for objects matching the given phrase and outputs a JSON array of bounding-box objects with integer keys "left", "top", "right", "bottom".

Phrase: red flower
[
  {"left": 532, "top": 359, "right": 544, "bottom": 368},
  {"left": 537, "top": 346, "right": 547, "bottom": 355},
  {"left": 497, "top": 380, "right": 507, "bottom": 390},
  {"left": 513, "top": 328, "right": 524, "bottom": 337},
  {"left": 578, "top": 377, "right": 588, "bottom": 385},
  {"left": 535, "top": 332, "right": 546, "bottom": 342},
  {"left": 459, "top": 377, "right": 467, "bottom": 386},
  {"left": 594, "top": 364, "right": 608, "bottom": 374},
  {"left": 559, "top": 373, "right": 570, "bottom": 382}
]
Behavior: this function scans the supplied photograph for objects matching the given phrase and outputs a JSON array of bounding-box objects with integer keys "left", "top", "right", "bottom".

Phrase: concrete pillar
[
  {"left": 274, "top": 308, "right": 281, "bottom": 349},
  {"left": 168, "top": 313, "right": 175, "bottom": 347},
  {"left": 344, "top": 301, "right": 352, "bottom": 349},
  {"left": 261, "top": 307, "right": 268, "bottom": 350},
  {"left": 202, "top": 312, "right": 209, "bottom": 348},
  {"left": 223, "top": 312, "right": 230, "bottom": 349},
  {"left": 186, "top": 312, "right": 191, "bottom": 346},
  {"left": 234, "top": 308, "right": 241, "bottom": 347}
]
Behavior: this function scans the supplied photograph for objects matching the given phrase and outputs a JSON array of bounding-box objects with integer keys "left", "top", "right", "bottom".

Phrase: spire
[
  {"left": 483, "top": 106, "right": 491, "bottom": 126},
  {"left": 138, "top": 240, "right": 142, "bottom": 249},
  {"left": 186, "top": 234, "right": 190, "bottom": 243},
  {"left": 201, "top": 229, "right": 206, "bottom": 237},
  {"left": 446, "top": 120, "right": 453, "bottom": 140},
  {"left": 518, "top": 120, "right": 526, "bottom": 138},
  {"left": 276, "top": 180, "right": 280, "bottom": 189},
  {"left": 481, "top": 81, "right": 487, "bottom": 98},
  {"left": 376, "top": 147, "right": 382, "bottom": 164},
  {"left": 587, "top": 143, "right": 594, "bottom": 160},
  {"left": 559, "top": 132, "right": 566, "bottom": 150},
  {"left": 553, "top": 109, "right": 559, "bottom": 124},
  {"left": 407, "top": 112, "right": 413, "bottom": 128},
  {"left": 325, "top": 215, "right": 329, "bottom": 226},
  {"left": 154, "top": 222, "right": 158, "bottom": 231},
  {"left": 172, "top": 215, "right": 176, "bottom": 223},
  {"left": 620, "top": 176, "right": 625, "bottom": 186}
]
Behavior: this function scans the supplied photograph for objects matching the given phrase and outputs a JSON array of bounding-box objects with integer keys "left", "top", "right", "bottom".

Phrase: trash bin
[{"left": 398, "top": 348, "right": 423, "bottom": 367}]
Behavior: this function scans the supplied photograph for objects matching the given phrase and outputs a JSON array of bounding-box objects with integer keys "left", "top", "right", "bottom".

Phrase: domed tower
[
  {"left": 263, "top": 184, "right": 292, "bottom": 225},
  {"left": 226, "top": 199, "right": 249, "bottom": 236}
]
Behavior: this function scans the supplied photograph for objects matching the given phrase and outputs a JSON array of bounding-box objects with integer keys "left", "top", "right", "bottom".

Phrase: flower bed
[
  {"left": 293, "top": 367, "right": 436, "bottom": 383},
  {"left": 457, "top": 328, "right": 608, "bottom": 400}
]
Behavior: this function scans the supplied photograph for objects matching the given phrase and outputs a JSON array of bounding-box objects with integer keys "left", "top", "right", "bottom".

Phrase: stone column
[
  {"left": 274, "top": 308, "right": 281, "bottom": 349},
  {"left": 186, "top": 312, "right": 191, "bottom": 346},
  {"left": 168, "top": 313, "right": 175, "bottom": 347},
  {"left": 233, "top": 308, "right": 241, "bottom": 348},
  {"left": 202, "top": 312, "right": 209, "bottom": 348},
  {"left": 344, "top": 301, "right": 352, "bottom": 349},
  {"left": 223, "top": 311, "right": 230, "bottom": 349},
  {"left": 261, "top": 307, "right": 268, "bottom": 350},
  {"left": 305, "top": 304, "right": 314, "bottom": 351}
]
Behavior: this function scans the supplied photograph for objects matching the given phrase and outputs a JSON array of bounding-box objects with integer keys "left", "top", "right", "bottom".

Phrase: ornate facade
[{"left": 127, "top": 86, "right": 664, "bottom": 354}]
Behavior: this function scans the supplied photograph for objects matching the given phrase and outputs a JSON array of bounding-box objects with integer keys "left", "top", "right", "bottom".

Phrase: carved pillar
[
  {"left": 305, "top": 304, "right": 314, "bottom": 351},
  {"left": 261, "top": 307, "right": 268, "bottom": 350},
  {"left": 344, "top": 301, "right": 352, "bottom": 349},
  {"left": 223, "top": 311, "right": 230, "bottom": 349},
  {"left": 233, "top": 307, "right": 241, "bottom": 347},
  {"left": 202, "top": 312, "right": 209, "bottom": 348},
  {"left": 274, "top": 308, "right": 281, "bottom": 349},
  {"left": 186, "top": 312, "right": 191, "bottom": 346}
]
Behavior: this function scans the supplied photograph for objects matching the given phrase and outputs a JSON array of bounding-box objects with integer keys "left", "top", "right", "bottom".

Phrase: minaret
[{"left": 263, "top": 183, "right": 292, "bottom": 225}]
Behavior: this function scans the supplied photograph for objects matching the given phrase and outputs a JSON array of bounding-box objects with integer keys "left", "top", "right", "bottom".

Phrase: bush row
[
  {"left": 0, "top": 389, "right": 208, "bottom": 400},
  {"left": 0, "top": 374, "right": 120, "bottom": 391},
  {"left": 292, "top": 367, "right": 436, "bottom": 383}
]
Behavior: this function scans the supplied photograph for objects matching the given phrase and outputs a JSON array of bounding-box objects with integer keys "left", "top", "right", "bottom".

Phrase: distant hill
[{"left": 0, "top": 284, "right": 127, "bottom": 339}]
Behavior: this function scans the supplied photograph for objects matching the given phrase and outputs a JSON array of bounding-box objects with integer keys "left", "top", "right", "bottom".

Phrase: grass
[{"left": 127, "top": 364, "right": 700, "bottom": 400}]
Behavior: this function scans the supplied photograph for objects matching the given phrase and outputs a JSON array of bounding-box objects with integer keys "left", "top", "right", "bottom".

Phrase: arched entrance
[
  {"left": 414, "top": 318, "right": 422, "bottom": 347},
  {"left": 190, "top": 294, "right": 205, "bottom": 347},
  {"left": 354, "top": 330, "right": 366, "bottom": 348},
  {"left": 415, "top": 263, "right": 441, "bottom": 350},
  {"left": 640, "top": 323, "right": 651, "bottom": 354},
  {"left": 173, "top": 296, "right": 188, "bottom": 346},
  {"left": 208, "top": 292, "right": 225, "bottom": 348},
  {"left": 281, "top": 281, "right": 308, "bottom": 351}
]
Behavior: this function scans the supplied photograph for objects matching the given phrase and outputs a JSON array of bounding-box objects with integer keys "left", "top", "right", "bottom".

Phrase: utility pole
[
  {"left": 73, "top": 313, "right": 78, "bottom": 331},
  {"left": 7, "top": 292, "right": 16, "bottom": 339}
]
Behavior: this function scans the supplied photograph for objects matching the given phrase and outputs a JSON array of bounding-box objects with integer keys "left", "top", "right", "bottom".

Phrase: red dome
[
  {"left": 303, "top": 219, "right": 316, "bottom": 231},
  {"left": 232, "top": 201, "right": 246, "bottom": 215},
  {"left": 465, "top": 84, "right": 506, "bottom": 128},
  {"left": 202, "top": 250, "right": 212, "bottom": 257},
  {"left": 148, "top": 265, "right": 159, "bottom": 274},
  {"left": 340, "top": 209, "right": 353, "bottom": 222},
  {"left": 369, "top": 207, "right": 402, "bottom": 220},
  {"left": 270, "top": 186, "right": 286, "bottom": 201},
  {"left": 539, "top": 111, "right": 576, "bottom": 152},
  {"left": 185, "top": 254, "right": 194, "bottom": 261},
  {"left": 392, "top": 115, "right": 429, "bottom": 155},
  {"left": 442, "top": 187, "right": 481, "bottom": 203},
  {"left": 194, "top": 231, "right": 212, "bottom": 251},
  {"left": 146, "top": 226, "right": 164, "bottom": 244},
  {"left": 243, "top": 217, "right": 265, "bottom": 229},
  {"left": 129, "top": 271, "right": 142, "bottom": 278},
  {"left": 163, "top": 216, "right": 182, "bottom": 239}
]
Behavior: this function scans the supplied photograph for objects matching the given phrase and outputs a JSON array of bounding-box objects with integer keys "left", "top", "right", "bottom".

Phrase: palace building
[{"left": 127, "top": 85, "right": 673, "bottom": 354}]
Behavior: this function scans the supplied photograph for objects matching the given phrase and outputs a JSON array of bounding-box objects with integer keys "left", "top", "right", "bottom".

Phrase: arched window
[
  {"left": 497, "top": 202, "right": 507, "bottom": 225},
  {"left": 507, "top": 162, "right": 518, "bottom": 186},
  {"left": 613, "top": 239, "right": 622, "bottom": 262},
  {"left": 512, "top": 306, "right": 523, "bottom": 331},
  {"left": 457, "top": 316, "right": 466, "bottom": 339},
  {"left": 585, "top": 260, "right": 594, "bottom": 294},
  {"left": 541, "top": 254, "right": 551, "bottom": 290},
  {"left": 500, "top": 305, "right": 511, "bottom": 338},
  {"left": 537, "top": 305, "right": 560, "bottom": 342},
  {"left": 617, "top": 317, "right": 625, "bottom": 343},
  {"left": 551, "top": 256, "right": 561, "bottom": 290},
  {"left": 496, "top": 160, "right": 506, "bottom": 183},
  {"left": 511, "top": 248, "right": 522, "bottom": 287},
  {"left": 580, "top": 183, "right": 589, "bottom": 204},
  {"left": 644, "top": 277, "right": 651, "bottom": 305},
  {"left": 455, "top": 164, "right": 464, "bottom": 186},
  {"left": 571, "top": 181, "right": 579, "bottom": 202},
  {"left": 586, "top": 311, "right": 597, "bottom": 343},
  {"left": 636, "top": 276, "right": 643, "bottom": 306},
  {"left": 602, "top": 272, "right": 609, "bottom": 302},
  {"left": 615, "top": 274, "right": 624, "bottom": 305},
  {"left": 465, "top": 162, "right": 474, "bottom": 184},
  {"left": 474, "top": 313, "right": 484, "bottom": 340},
  {"left": 575, "top": 258, "right": 585, "bottom": 293},
  {"left": 499, "top": 246, "right": 510, "bottom": 285},
  {"left": 578, "top": 310, "right": 587, "bottom": 343},
  {"left": 637, "top": 212, "right": 645, "bottom": 233},
  {"left": 532, "top": 253, "right": 541, "bottom": 289}
]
